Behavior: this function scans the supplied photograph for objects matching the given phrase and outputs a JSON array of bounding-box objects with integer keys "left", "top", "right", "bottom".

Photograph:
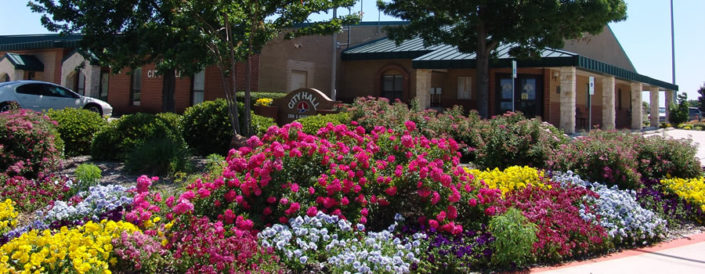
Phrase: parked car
[
  {"left": 689, "top": 107, "right": 702, "bottom": 121},
  {"left": 658, "top": 107, "right": 666, "bottom": 123},
  {"left": 0, "top": 80, "right": 112, "bottom": 116}
]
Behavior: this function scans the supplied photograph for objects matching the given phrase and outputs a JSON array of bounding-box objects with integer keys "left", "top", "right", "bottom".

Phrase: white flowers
[
  {"left": 257, "top": 211, "right": 425, "bottom": 273},
  {"left": 44, "top": 184, "right": 132, "bottom": 224}
]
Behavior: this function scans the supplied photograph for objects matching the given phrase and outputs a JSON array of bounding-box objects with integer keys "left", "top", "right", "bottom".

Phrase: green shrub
[
  {"left": 47, "top": 108, "right": 107, "bottom": 156},
  {"left": 156, "top": 112, "right": 184, "bottom": 135},
  {"left": 550, "top": 130, "right": 642, "bottom": 189},
  {"left": 251, "top": 113, "right": 276, "bottom": 136},
  {"left": 182, "top": 99, "right": 238, "bottom": 156},
  {"left": 235, "top": 91, "right": 287, "bottom": 107},
  {"left": 69, "top": 163, "right": 102, "bottom": 197},
  {"left": 125, "top": 137, "right": 191, "bottom": 176},
  {"left": 91, "top": 113, "right": 186, "bottom": 161},
  {"left": 474, "top": 113, "right": 568, "bottom": 169},
  {"left": 669, "top": 92, "right": 689, "bottom": 125},
  {"left": 0, "top": 109, "right": 64, "bottom": 178},
  {"left": 488, "top": 207, "right": 537, "bottom": 269},
  {"left": 296, "top": 112, "right": 351, "bottom": 135}
]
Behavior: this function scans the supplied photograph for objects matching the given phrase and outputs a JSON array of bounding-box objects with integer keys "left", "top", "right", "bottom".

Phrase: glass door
[{"left": 495, "top": 74, "right": 543, "bottom": 118}]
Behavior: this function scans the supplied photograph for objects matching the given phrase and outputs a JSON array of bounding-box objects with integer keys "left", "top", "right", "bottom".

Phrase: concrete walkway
[
  {"left": 643, "top": 128, "right": 705, "bottom": 166},
  {"left": 533, "top": 232, "right": 705, "bottom": 274}
]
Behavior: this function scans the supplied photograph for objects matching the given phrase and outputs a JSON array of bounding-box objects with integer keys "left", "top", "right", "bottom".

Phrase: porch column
[
  {"left": 665, "top": 89, "right": 674, "bottom": 123},
  {"left": 631, "top": 82, "right": 643, "bottom": 130},
  {"left": 559, "top": 67, "right": 577, "bottom": 134},
  {"left": 601, "top": 76, "right": 616, "bottom": 130},
  {"left": 415, "top": 69, "right": 432, "bottom": 109},
  {"left": 649, "top": 87, "right": 659, "bottom": 127}
]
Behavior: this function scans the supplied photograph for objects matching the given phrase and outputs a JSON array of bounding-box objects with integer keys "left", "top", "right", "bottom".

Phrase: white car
[{"left": 0, "top": 80, "right": 112, "bottom": 116}]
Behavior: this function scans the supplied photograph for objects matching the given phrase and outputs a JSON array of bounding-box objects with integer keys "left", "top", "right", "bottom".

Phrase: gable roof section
[
  {"left": 0, "top": 34, "right": 81, "bottom": 51},
  {"left": 342, "top": 37, "right": 677, "bottom": 91},
  {"left": 1, "top": 52, "right": 44, "bottom": 71}
]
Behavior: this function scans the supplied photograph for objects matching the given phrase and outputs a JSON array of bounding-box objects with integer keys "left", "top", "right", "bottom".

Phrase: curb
[{"left": 531, "top": 231, "right": 705, "bottom": 272}]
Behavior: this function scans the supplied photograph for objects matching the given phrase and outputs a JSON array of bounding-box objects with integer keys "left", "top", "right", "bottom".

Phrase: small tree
[
  {"left": 669, "top": 92, "right": 689, "bottom": 125},
  {"left": 697, "top": 83, "right": 705, "bottom": 113}
]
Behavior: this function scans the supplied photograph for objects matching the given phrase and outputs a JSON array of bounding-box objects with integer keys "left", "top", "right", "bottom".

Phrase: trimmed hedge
[
  {"left": 295, "top": 112, "right": 351, "bottom": 135},
  {"left": 47, "top": 108, "right": 107, "bottom": 156}
]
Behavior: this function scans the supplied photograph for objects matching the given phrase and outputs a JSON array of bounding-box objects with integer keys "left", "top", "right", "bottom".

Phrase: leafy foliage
[
  {"left": 47, "top": 108, "right": 107, "bottom": 156},
  {"left": 295, "top": 112, "right": 351, "bottom": 135},
  {"left": 488, "top": 208, "right": 537, "bottom": 269},
  {"left": 125, "top": 138, "right": 192, "bottom": 176},
  {"left": 90, "top": 113, "right": 187, "bottom": 161},
  {"left": 182, "top": 99, "right": 241, "bottom": 156}
]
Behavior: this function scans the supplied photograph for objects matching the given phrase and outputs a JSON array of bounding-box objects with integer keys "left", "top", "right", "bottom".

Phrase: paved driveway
[{"left": 643, "top": 129, "right": 705, "bottom": 167}]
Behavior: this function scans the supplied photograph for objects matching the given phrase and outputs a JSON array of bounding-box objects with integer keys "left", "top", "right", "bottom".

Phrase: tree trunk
[
  {"left": 244, "top": 55, "right": 253, "bottom": 136},
  {"left": 476, "top": 23, "right": 490, "bottom": 118},
  {"left": 161, "top": 69, "right": 176, "bottom": 112}
]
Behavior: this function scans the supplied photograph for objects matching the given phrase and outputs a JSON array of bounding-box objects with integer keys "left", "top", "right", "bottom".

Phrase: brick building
[{"left": 0, "top": 22, "right": 677, "bottom": 134}]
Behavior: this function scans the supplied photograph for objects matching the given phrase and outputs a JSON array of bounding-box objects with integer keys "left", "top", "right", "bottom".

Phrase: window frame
[
  {"left": 457, "top": 76, "right": 472, "bottom": 100},
  {"left": 130, "top": 67, "right": 142, "bottom": 106}
]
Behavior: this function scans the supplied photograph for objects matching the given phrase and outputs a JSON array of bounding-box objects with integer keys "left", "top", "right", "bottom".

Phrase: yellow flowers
[
  {"left": 660, "top": 177, "right": 705, "bottom": 210},
  {"left": 0, "top": 220, "right": 139, "bottom": 274},
  {"left": 255, "top": 97, "right": 274, "bottom": 107},
  {"left": 0, "top": 199, "right": 18, "bottom": 235},
  {"left": 466, "top": 166, "right": 551, "bottom": 197}
]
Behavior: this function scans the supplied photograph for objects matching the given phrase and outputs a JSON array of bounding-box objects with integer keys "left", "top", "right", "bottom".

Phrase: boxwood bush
[
  {"left": 90, "top": 113, "right": 187, "bottom": 162},
  {"left": 47, "top": 108, "right": 107, "bottom": 156},
  {"left": 0, "top": 109, "right": 64, "bottom": 178},
  {"left": 295, "top": 112, "right": 351, "bottom": 135},
  {"left": 182, "top": 99, "right": 275, "bottom": 156}
]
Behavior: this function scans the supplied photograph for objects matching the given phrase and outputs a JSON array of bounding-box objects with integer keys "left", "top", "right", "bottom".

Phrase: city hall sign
[{"left": 272, "top": 88, "right": 338, "bottom": 125}]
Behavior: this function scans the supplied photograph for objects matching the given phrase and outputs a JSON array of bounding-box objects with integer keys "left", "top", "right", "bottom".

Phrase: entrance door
[
  {"left": 495, "top": 74, "right": 543, "bottom": 118},
  {"left": 290, "top": 70, "right": 307, "bottom": 91}
]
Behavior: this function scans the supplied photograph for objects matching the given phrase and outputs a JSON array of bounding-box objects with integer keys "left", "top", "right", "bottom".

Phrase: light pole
[{"left": 670, "top": 0, "right": 676, "bottom": 101}]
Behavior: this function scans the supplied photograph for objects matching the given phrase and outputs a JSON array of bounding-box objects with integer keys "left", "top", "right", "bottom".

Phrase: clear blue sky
[{"left": 2, "top": 0, "right": 703, "bottom": 105}]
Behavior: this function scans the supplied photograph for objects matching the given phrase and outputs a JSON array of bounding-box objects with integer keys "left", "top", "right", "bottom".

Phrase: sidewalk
[{"left": 533, "top": 232, "right": 705, "bottom": 274}]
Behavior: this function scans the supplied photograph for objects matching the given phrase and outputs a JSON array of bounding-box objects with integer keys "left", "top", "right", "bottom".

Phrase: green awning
[{"left": 2, "top": 52, "right": 44, "bottom": 71}]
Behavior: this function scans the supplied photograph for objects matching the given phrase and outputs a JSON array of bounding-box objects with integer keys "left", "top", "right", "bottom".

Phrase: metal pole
[
  {"left": 670, "top": 0, "right": 676, "bottom": 85},
  {"left": 587, "top": 83, "right": 592, "bottom": 131},
  {"left": 331, "top": 8, "right": 337, "bottom": 100}
]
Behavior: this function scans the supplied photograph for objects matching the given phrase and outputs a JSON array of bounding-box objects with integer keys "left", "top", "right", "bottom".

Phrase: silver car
[{"left": 0, "top": 80, "right": 112, "bottom": 116}]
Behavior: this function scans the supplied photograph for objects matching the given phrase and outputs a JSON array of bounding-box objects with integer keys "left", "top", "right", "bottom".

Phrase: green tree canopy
[
  {"left": 697, "top": 83, "right": 705, "bottom": 113},
  {"left": 30, "top": 0, "right": 359, "bottom": 136},
  {"left": 378, "top": 0, "right": 627, "bottom": 117}
]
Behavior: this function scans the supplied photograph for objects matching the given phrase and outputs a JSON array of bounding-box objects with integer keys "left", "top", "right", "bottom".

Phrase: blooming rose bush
[
  {"left": 0, "top": 109, "right": 64, "bottom": 178},
  {"left": 185, "top": 121, "right": 475, "bottom": 234},
  {"left": 553, "top": 171, "right": 667, "bottom": 245},
  {"left": 258, "top": 212, "right": 424, "bottom": 273},
  {"left": 0, "top": 220, "right": 139, "bottom": 273}
]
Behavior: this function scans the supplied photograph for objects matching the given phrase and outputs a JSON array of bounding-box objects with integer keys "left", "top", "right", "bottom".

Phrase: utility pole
[{"left": 331, "top": 7, "right": 337, "bottom": 100}]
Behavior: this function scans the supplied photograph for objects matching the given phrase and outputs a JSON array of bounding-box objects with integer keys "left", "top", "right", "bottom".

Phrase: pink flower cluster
[
  {"left": 125, "top": 176, "right": 163, "bottom": 229},
  {"left": 112, "top": 231, "right": 170, "bottom": 271},
  {"left": 181, "top": 121, "right": 488, "bottom": 235},
  {"left": 0, "top": 174, "right": 71, "bottom": 212}
]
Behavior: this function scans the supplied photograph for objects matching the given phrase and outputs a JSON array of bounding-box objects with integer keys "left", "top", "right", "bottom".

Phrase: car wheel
[
  {"left": 85, "top": 104, "right": 103, "bottom": 116},
  {"left": 0, "top": 102, "right": 18, "bottom": 112}
]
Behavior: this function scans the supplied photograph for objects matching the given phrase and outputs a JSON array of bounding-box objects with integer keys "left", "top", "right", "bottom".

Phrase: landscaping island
[{"left": 1, "top": 97, "right": 704, "bottom": 273}]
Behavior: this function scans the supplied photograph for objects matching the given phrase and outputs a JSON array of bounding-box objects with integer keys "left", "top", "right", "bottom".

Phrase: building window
[
  {"left": 131, "top": 68, "right": 142, "bottom": 106},
  {"left": 382, "top": 74, "right": 403, "bottom": 100},
  {"left": 192, "top": 69, "right": 205, "bottom": 105},
  {"left": 457, "top": 76, "right": 472, "bottom": 100},
  {"left": 618, "top": 88, "right": 623, "bottom": 110},
  {"left": 99, "top": 70, "right": 109, "bottom": 101},
  {"left": 1, "top": 73, "right": 9, "bottom": 82}
]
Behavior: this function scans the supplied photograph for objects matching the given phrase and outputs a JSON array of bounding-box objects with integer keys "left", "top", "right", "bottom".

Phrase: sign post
[
  {"left": 588, "top": 76, "right": 595, "bottom": 131},
  {"left": 512, "top": 60, "right": 517, "bottom": 112}
]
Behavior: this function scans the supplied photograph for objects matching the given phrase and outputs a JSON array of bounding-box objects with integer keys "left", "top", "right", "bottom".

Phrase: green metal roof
[
  {"left": 342, "top": 37, "right": 678, "bottom": 91},
  {"left": 1, "top": 52, "right": 44, "bottom": 71},
  {"left": 0, "top": 34, "right": 81, "bottom": 51}
]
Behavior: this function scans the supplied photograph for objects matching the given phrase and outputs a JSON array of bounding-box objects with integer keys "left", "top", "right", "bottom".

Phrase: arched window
[
  {"left": 1, "top": 73, "right": 9, "bottom": 82},
  {"left": 381, "top": 71, "right": 404, "bottom": 100}
]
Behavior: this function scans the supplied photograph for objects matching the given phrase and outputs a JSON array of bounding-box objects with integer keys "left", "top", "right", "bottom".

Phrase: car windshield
[{"left": 659, "top": 107, "right": 665, "bottom": 114}]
